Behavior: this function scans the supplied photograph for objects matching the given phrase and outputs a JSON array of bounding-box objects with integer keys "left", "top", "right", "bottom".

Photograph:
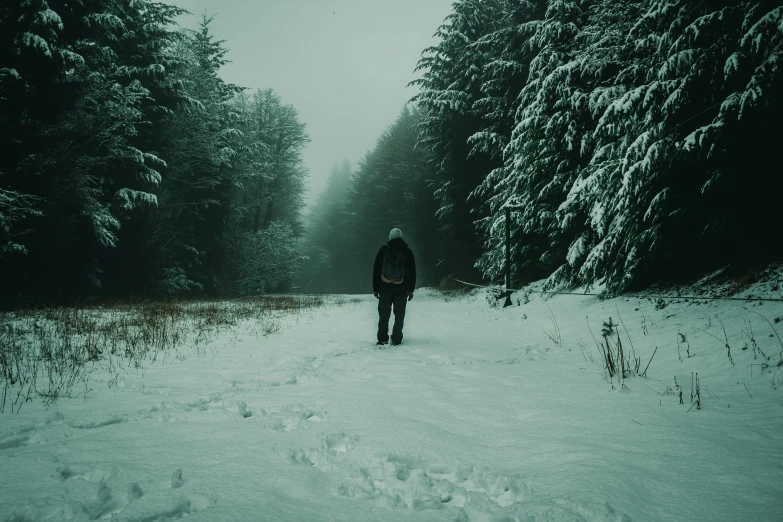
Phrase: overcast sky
[{"left": 168, "top": 0, "right": 454, "bottom": 205}]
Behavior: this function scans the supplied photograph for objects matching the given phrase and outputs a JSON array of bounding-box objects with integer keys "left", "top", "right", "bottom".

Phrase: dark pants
[{"left": 377, "top": 285, "right": 408, "bottom": 344}]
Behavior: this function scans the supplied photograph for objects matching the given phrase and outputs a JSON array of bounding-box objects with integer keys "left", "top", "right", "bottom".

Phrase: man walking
[{"left": 373, "top": 228, "right": 416, "bottom": 345}]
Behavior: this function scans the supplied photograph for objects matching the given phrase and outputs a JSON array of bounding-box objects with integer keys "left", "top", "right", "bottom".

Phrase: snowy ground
[{"left": 1, "top": 288, "right": 782, "bottom": 521}]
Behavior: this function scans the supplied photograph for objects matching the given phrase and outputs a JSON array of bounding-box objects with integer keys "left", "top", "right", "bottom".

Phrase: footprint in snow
[
  {"left": 68, "top": 415, "right": 126, "bottom": 430},
  {"left": 125, "top": 495, "right": 212, "bottom": 522},
  {"left": 4, "top": 480, "right": 142, "bottom": 521},
  {"left": 183, "top": 393, "right": 224, "bottom": 412},
  {"left": 0, "top": 414, "right": 61, "bottom": 450},
  {"left": 221, "top": 400, "right": 253, "bottom": 418},
  {"left": 171, "top": 469, "right": 184, "bottom": 488},
  {"left": 0, "top": 433, "right": 32, "bottom": 451},
  {"left": 511, "top": 344, "right": 545, "bottom": 361},
  {"left": 332, "top": 454, "right": 634, "bottom": 519},
  {"left": 259, "top": 405, "right": 326, "bottom": 431},
  {"left": 128, "top": 482, "right": 144, "bottom": 500},
  {"left": 324, "top": 433, "right": 358, "bottom": 455},
  {"left": 238, "top": 401, "right": 252, "bottom": 418},
  {"left": 82, "top": 481, "right": 129, "bottom": 520},
  {"left": 57, "top": 464, "right": 118, "bottom": 484}
]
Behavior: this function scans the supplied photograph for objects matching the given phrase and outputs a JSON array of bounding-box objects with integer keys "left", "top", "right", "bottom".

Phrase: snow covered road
[{"left": 1, "top": 290, "right": 782, "bottom": 521}]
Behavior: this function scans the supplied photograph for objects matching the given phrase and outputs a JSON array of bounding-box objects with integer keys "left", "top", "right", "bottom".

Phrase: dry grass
[{"left": 0, "top": 295, "right": 359, "bottom": 412}]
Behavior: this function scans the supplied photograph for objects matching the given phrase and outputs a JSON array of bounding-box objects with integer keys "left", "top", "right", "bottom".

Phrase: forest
[
  {"left": 2, "top": 0, "right": 782, "bottom": 304},
  {"left": 303, "top": 0, "right": 783, "bottom": 294},
  {"left": 1, "top": 2, "right": 307, "bottom": 304}
]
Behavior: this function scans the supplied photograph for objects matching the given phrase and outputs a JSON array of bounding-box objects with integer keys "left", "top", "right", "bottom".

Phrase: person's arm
[
  {"left": 407, "top": 248, "right": 417, "bottom": 296},
  {"left": 373, "top": 247, "right": 384, "bottom": 295}
]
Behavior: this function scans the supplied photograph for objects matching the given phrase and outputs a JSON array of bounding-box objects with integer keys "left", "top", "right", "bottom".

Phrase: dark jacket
[{"left": 373, "top": 238, "right": 416, "bottom": 293}]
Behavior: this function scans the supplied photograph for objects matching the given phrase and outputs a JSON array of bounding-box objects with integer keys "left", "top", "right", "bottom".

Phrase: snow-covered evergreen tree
[
  {"left": 411, "top": 0, "right": 508, "bottom": 284},
  {"left": 478, "top": 0, "right": 648, "bottom": 288},
  {"left": 467, "top": 0, "right": 783, "bottom": 292},
  {"left": 553, "top": 0, "right": 783, "bottom": 290},
  {"left": 0, "top": 0, "right": 186, "bottom": 298},
  {"left": 137, "top": 14, "right": 243, "bottom": 295}
]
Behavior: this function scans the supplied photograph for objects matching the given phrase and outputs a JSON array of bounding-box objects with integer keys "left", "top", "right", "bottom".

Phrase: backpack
[{"left": 381, "top": 245, "right": 405, "bottom": 284}]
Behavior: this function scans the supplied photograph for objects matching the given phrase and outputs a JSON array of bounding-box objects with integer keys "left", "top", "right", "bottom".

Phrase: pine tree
[
  {"left": 0, "top": 0, "right": 186, "bottom": 300},
  {"left": 469, "top": 0, "right": 783, "bottom": 292},
  {"left": 556, "top": 0, "right": 783, "bottom": 290},
  {"left": 411, "top": 0, "right": 507, "bottom": 284},
  {"left": 111, "top": 13, "right": 241, "bottom": 296},
  {"left": 480, "top": 0, "right": 647, "bottom": 288}
]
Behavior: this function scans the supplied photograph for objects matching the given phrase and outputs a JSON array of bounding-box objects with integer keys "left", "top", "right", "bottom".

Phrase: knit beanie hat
[{"left": 389, "top": 228, "right": 403, "bottom": 241}]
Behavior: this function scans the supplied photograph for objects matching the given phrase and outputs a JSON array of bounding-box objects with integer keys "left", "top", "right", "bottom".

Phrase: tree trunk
[{"left": 253, "top": 204, "right": 261, "bottom": 233}]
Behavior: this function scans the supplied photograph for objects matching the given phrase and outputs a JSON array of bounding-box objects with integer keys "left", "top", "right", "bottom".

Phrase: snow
[
  {"left": 36, "top": 9, "right": 63, "bottom": 31},
  {"left": 724, "top": 52, "right": 741, "bottom": 79},
  {"left": 17, "top": 33, "right": 52, "bottom": 58},
  {"left": 58, "top": 50, "right": 86, "bottom": 68},
  {"left": 643, "top": 187, "right": 669, "bottom": 221},
  {"left": 0, "top": 68, "right": 21, "bottom": 81},
  {"left": 91, "top": 209, "right": 121, "bottom": 248},
  {"left": 566, "top": 235, "right": 586, "bottom": 266},
  {"left": 682, "top": 122, "right": 723, "bottom": 153},
  {"left": 2, "top": 289, "right": 782, "bottom": 521},
  {"left": 741, "top": 7, "right": 783, "bottom": 54},
  {"left": 114, "top": 188, "right": 158, "bottom": 211}
]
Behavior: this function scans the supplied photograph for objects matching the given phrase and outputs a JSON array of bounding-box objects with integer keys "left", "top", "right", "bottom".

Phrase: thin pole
[{"left": 504, "top": 207, "right": 512, "bottom": 308}]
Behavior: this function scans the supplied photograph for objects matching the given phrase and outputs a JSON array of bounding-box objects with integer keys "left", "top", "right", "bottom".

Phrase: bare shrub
[
  {"left": 542, "top": 304, "right": 562, "bottom": 347},
  {"left": 697, "top": 315, "right": 734, "bottom": 366}
]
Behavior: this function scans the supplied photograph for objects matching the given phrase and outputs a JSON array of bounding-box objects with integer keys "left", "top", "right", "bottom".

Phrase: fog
[{"left": 168, "top": 0, "right": 454, "bottom": 206}]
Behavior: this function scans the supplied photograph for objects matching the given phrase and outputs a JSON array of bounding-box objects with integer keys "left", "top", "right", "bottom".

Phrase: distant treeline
[
  {"left": 409, "top": 0, "right": 783, "bottom": 292},
  {"left": 0, "top": 2, "right": 307, "bottom": 304},
  {"left": 297, "top": 108, "right": 441, "bottom": 294}
]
